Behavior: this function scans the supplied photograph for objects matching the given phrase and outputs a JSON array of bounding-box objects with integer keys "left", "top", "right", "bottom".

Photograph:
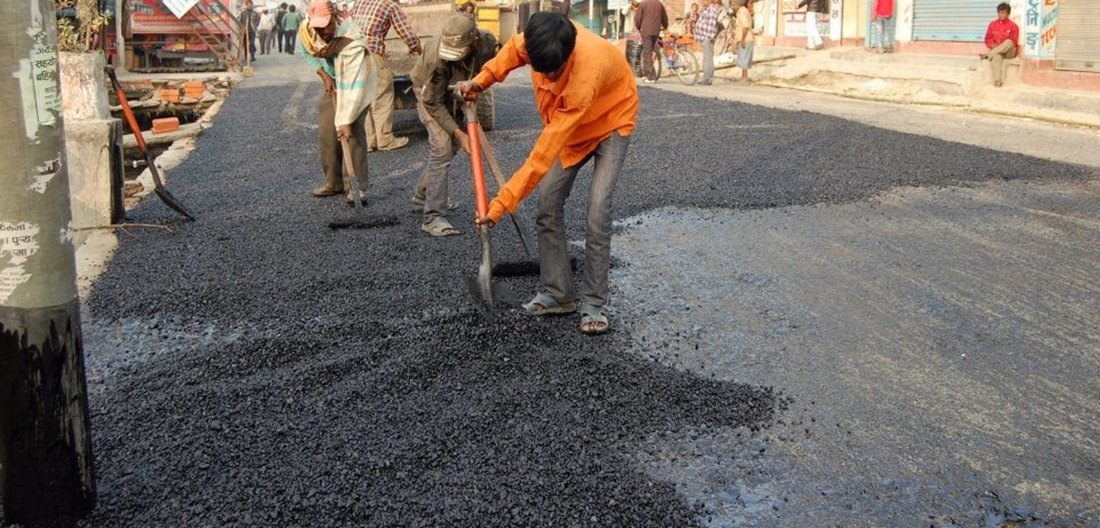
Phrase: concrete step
[
  {"left": 742, "top": 46, "right": 1100, "bottom": 127},
  {"left": 828, "top": 48, "right": 983, "bottom": 69},
  {"left": 757, "top": 46, "right": 1037, "bottom": 97},
  {"left": 767, "top": 60, "right": 977, "bottom": 94},
  {"left": 973, "top": 84, "right": 1100, "bottom": 120}
]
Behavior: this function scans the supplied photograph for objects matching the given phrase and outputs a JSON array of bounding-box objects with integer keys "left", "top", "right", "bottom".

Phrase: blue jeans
[
  {"left": 536, "top": 132, "right": 630, "bottom": 307},
  {"left": 874, "top": 16, "right": 895, "bottom": 52}
]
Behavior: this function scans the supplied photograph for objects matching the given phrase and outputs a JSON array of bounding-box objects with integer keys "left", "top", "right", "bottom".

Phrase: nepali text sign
[{"left": 1025, "top": 0, "right": 1058, "bottom": 59}]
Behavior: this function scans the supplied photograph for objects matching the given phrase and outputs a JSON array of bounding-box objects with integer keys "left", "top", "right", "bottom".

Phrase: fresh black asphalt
[{"left": 68, "top": 73, "right": 1095, "bottom": 526}]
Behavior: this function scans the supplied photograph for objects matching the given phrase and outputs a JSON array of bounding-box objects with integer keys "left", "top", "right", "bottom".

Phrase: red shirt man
[
  {"left": 981, "top": 2, "right": 1019, "bottom": 87},
  {"left": 872, "top": 0, "right": 893, "bottom": 18},
  {"left": 984, "top": 7, "right": 1020, "bottom": 50},
  {"left": 871, "top": 0, "right": 894, "bottom": 53}
]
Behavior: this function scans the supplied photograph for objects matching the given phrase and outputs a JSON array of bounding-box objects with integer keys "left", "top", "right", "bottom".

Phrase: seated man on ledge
[{"left": 980, "top": 2, "right": 1019, "bottom": 88}]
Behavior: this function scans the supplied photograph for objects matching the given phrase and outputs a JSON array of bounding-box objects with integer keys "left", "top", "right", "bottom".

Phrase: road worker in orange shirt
[{"left": 459, "top": 12, "right": 639, "bottom": 336}]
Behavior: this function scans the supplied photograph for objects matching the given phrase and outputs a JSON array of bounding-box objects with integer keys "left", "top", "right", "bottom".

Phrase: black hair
[
  {"left": 997, "top": 2, "right": 1010, "bottom": 13},
  {"left": 280, "top": 2, "right": 287, "bottom": 7},
  {"left": 524, "top": 12, "right": 576, "bottom": 74},
  {"left": 288, "top": 5, "right": 296, "bottom": 12}
]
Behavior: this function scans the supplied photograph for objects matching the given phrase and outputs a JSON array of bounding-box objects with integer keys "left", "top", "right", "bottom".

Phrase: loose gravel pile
[{"left": 65, "top": 77, "right": 1093, "bottom": 527}]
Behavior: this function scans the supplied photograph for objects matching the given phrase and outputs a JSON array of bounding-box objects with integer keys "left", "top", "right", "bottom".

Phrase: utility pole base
[{"left": 0, "top": 301, "right": 96, "bottom": 527}]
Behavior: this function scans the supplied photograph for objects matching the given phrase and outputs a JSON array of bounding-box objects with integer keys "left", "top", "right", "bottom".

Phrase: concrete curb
[{"left": 752, "top": 80, "right": 1100, "bottom": 130}]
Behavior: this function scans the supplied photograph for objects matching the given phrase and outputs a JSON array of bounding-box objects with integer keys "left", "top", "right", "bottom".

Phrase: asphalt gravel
[{"left": 51, "top": 62, "right": 1097, "bottom": 527}]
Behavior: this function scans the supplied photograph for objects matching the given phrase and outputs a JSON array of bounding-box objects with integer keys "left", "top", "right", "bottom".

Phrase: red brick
[{"left": 151, "top": 117, "right": 180, "bottom": 134}]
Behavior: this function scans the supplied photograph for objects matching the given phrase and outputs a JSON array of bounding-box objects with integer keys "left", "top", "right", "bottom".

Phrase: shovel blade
[
  {"left": 463, "top": 274, "right": 513, "bottom": 318},
  {"left": 154, "top": 187, "right": 196, "bottom": 221},
  {"left": 464, "top": 273, "right": 493, "bottom": 316},
  {"left": 348, "top": 176, "right": 364, "bottom": 211}
]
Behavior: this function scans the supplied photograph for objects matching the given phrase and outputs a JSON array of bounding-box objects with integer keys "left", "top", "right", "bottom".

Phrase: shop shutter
[
  {"left": 1056, "top": 0, "right": 1100, "bottom": 72},
  {"left": 911, "top": 0, "right": 990, "bottom": 42}
]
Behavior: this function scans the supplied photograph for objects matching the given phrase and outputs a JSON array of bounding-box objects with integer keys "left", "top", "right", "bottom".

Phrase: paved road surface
[{"left": 48, "top": 50, "right": 1100, "bottom": 527}]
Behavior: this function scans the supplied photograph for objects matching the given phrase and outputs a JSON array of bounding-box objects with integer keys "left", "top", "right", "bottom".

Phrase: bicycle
[
  {"left": 715, "top": 25, "right": 735, "bottom": 56},
  {"left": 649, "top": 34, "right": 700, "bottom": 85}
]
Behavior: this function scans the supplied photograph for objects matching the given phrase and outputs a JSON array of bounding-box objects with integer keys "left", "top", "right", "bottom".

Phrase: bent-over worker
[
  {"left": 459, "top": 12, "right": 639, "bottom": 335},
  {"left": 299, "top": 0, "right": 378, "bottom": 205},
  {"left": 411, "top": 14, "right": 498, "bottom": 237}
]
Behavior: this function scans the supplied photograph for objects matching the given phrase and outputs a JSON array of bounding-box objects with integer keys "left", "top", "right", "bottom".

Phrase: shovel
[
  {"left": 105, "top": 66, "right": 195, "bottom": 221},
  {"left": 327, "top": 94, "right": 398, "bottom": 230},
  {"left": 341, "top": 136, "right": 365, "bottom": 212},
  {"left": 460, "top": 97, "right": 509, "bottom": 315},
  {"left": 448, "top": 85, "right": 530, "bottom": 257},
  {"left": 475, "top": 122, "right": 533, "bottom": 260}
]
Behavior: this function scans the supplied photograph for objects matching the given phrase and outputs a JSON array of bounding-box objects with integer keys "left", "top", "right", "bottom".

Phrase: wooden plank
[{"left": 123, "top": 122, "right": 204, "bottom": 149}]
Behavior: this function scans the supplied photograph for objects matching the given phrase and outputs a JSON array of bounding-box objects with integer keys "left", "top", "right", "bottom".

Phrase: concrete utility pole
[
  {"left": 0, "top": 1, "right": 97, "bottom": 526},
  {"left": 115, "top": 0, "right": 127, "bottom": 71}
]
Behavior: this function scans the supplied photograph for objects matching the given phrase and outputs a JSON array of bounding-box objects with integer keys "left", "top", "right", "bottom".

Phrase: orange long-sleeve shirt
[{"left": 472, "top": 24, "right": 639, "bottom": 223}]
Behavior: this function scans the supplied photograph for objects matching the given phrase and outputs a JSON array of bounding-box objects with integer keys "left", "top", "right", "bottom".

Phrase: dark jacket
[
  {"left": 411, "top": 29, "right": 499, "bottom": 136},
  {"left": 798, "top": 0, "right": 828, "bottom": 14},
  {"left": 274, "top": 9, "right": 286, "bottom": 32},
  {"left": 238, "top": 8, "right": 258, "bottom": 35},
  {"left": 634, "top": 0, "right": 668, "bottom": 37}
]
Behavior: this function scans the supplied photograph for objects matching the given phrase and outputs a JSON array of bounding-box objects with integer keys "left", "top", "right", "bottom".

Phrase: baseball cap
[
  {"left": 308, "top": 0, "right": 333, "bottom": 28},
  {"left": 438, "top": 14, "right": 478, "bottom": 61}
]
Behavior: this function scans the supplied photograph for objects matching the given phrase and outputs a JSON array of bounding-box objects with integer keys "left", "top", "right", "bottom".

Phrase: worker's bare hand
[
  {"left": 454, "top": 129, "right": 472, "bottom": 155},
  {"left": 336, "top": 124, "right": 352, "bottom": 141},
  {"left": 319, "top": 70, "right": 336, "bottom": 95},
  {"left": 455, "top": 80, "right": 482, "bottom": 102},
  {"left": 475, "top": 215, "right": 496, "bottom": 228}
]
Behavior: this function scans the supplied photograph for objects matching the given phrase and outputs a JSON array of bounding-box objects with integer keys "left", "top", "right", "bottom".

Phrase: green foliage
[{"left": 56, "top": 0, "right": 112, "bottom": 52}]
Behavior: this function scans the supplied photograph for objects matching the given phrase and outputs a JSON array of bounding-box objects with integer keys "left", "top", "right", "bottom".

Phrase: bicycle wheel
[
  {"left": 716, "top": 28, "right": 732, "bottom": 55},
  {"left": 673, "top": 49, "right": 699, "bottom": 85}
]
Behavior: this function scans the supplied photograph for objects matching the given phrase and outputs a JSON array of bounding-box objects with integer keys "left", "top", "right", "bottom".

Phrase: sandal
[
  {"left": 412, "top": 193, "right": 458, "bottom": 211},
  {"left": 421, "top": 218, "right": 460, "bottom": 237},
  {"left": 522, "top": 292, "right": 576, "bottom": 316},
  {"left": 579, "top": 304, "right": 610, "bottom": 335}
]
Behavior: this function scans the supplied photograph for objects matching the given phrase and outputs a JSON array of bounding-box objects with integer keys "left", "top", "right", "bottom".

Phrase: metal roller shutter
[
  {"left": 1056, "top": 0, "right": 1100, "bottom": 73},
  {"left": 912, "top": 0, "right": 990, "bottom": 42}
]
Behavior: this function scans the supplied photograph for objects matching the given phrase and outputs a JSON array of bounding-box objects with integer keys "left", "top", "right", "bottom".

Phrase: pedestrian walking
[
  {"left": 299, "top": 0, "right": 375, "bottom": 204},
  {"left": 258, "top": 8, "right": 276, "bottom": 54},
  {"left": 282, "top": 5, "right": 303, "bottom": 55},
  {"left": 871, "top": 0, "right": 895, "bottom": 53},
  {"left": 980, "top": 2, "right": 1019, "bottom": 88},
  {"left": 733, "top": 0, "right": 752, "bottom": 82},
  {"left": 633, "top": 0, "right": 667, "bottom": 83},
  {"left": 351, "top": 0, "right": 423, "bottom": 151},
  {"left": 459, "top": 12, "right": 639, "bottom": 335},
  {"left": 238, "top": 0, "right": 259, "bottom": 62},
  {"left": 693, "top": 0, "right": 721, "bottom": 85},
  {"left": 409, "top": 14, "right": 498, "bottom": 237},
  {"left": 797, "top": 0, "right": 827, "bottom": 50},
  {"left": 275, "top": 3, "right": 288, "bottom": 52}
]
